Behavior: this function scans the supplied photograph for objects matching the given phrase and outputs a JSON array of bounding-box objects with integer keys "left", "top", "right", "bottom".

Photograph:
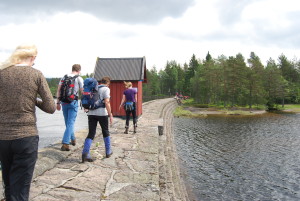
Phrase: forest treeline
[
  {"left": 46, "top": 52, "right": 300, "bottom": 109},
  {"left": 143, "top": 52, "right": 300, "bottom": 109}
]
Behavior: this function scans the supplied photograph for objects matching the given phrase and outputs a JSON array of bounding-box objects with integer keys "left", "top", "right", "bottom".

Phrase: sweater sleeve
[{"left": 35, "top": 72, "right": 56, "bottom": 114}]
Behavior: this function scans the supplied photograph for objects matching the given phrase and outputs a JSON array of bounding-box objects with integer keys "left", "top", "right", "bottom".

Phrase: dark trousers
[
  {"left": 0, "top": 136, "right": 39, "bottom": 201},
  {"left": 87, "top": 115, "right": 109, "bottom": 140},
  {"left": 125, "top": 102, "right": 137, "bottom": 127}
]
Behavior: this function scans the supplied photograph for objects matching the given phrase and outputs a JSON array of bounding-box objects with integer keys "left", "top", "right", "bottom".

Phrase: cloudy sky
[{"left": 0, "top": 0, "right": 299, "bottom": 77}]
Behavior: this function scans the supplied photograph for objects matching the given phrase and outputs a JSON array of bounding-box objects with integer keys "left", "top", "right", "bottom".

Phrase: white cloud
[
  {"left": 0, "top": 0, "right": 300, "bottom": 77},
  {"left": 0, "top": 0, "right": 195, "bottom": 25}
]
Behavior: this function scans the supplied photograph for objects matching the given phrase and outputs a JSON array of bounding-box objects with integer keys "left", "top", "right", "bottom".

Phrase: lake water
[
  {"left": 36, "top": 107, "right": 88, "bottom": 149},
  {"left": 174, "top": 112, "right": 300, "bottom": 201}
]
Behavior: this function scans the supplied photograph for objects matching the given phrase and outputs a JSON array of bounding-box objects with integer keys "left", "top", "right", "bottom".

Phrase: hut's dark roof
[{"left": 94, "top": 57, "right": 146, "bottom": 81}]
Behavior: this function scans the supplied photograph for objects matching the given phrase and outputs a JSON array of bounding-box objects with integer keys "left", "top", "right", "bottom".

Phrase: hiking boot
[
  {"left": 124, "top": 127, "right": 129, "bottom": 134},
  {"left": 82, "top": 138, "right": 93, "bottom": 162},
  {"left": 104, "top": 137, "right": 113, "bottom": 158},
  {"left": 106, "top": 152, "right": 113, "bottom": 158},
  {"left": 82, "top": 153, "right": 94, "bottom": 163},
  {"left": 61, "top": 144, "right": 70, "bottom": 151},
  {"left": 71, "top": 139, "right": 76, "bottom": 146},
  {"left": 133, "top": 125, "right": 137, "bottom": 133}
]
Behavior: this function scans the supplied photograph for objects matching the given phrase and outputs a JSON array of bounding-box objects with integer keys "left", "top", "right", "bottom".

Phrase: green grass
[
  {"left": 181, "top": 98, "right": 195, "bottom": 106},
  {"left": 173, "top": 106, "right": 200, "bottom": 117},
  {"left": 173, "top": 106, "right": 193, "bottom": 116},
  {"left": 281, "top": 104, "right": 300, "bottom": 112},
  {"left": 182, "top": 98, "right": 210, "bottom": 108},
  {"left": 282, "top": 104, "right": 300, "bottom": 109},
  {"left": 182, "top": 98, "right": 266, "bottom": 110},
  {"left": 177, "top": 99, "right": 300, "bottom": 116}
]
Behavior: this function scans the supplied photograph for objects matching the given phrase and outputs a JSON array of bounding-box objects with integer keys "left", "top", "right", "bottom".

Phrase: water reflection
[{"left": 174, "top": 113, "right": 300, "bottom": 201}]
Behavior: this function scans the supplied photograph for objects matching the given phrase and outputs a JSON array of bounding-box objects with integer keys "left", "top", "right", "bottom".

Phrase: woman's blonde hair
[
  {"left": 124, "top": 81, "right": 132, "bottom": 89},
  {"left": 0, "top": 44, "right": 38, "bottom": 70}
]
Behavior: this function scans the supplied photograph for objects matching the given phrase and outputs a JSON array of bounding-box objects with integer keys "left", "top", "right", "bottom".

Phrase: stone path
[{"left": 0, "top": 98, "right": 189, "bottom": 201}]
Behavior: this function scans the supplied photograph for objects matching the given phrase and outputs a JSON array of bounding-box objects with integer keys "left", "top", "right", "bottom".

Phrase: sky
[{"left": 0, "top": 0, "right": 299, "bottom": 78}]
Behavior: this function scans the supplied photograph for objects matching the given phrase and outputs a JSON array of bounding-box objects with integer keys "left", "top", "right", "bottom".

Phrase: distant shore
[{"left": 175, "top": 105, "right": 300, "bottom": 117}]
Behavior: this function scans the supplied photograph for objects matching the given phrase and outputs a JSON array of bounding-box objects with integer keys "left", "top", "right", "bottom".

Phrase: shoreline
[{"left": 180, "top": 106, "right": 300, "bottom": 117}]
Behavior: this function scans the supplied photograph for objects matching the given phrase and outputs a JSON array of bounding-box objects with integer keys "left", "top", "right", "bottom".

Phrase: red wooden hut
[{"left": 93, "top": 57, "right": 147, "bottom": 117}]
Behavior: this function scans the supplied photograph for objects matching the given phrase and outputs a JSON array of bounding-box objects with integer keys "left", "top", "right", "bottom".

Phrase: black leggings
[
  {"left": 0, "top": 135, "right": 39, "bottom": 201},
  {"left": 125, "top": 102, "right": 137, "bottom": 127},
  {"left": 87, "top": 115, "right": 109, "bottom": 140}
]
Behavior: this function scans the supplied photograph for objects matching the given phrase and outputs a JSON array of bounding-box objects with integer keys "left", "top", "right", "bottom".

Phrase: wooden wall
[{"left": 109, "top": 81, "right": 143, "bottom": 117}]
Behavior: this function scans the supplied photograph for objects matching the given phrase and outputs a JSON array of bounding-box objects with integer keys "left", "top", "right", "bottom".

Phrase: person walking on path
[
  {"left": 56, "top": 64, "right": 83, "bottom": 151},
  {"left": 0, "top": 44, "right": 56, "bottom": 201},
  {"left": 119, "top": 81, "right": 137, "bottom": 134},
  {"left": 82, "top": 77, "right": 113, "bottom": 162}
]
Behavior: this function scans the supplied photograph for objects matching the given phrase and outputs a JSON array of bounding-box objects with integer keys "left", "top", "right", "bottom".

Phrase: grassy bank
[
  {"left": 280, "top": 104, "right": 300, "bottom": 112},
  {"left": 182, "top": 98, "right": 266, "bottom": 110},
  {"left": 173, "top": 106, "right": 202, "bottom": 117},
  {"left": 173, "top": 98, "right": 300, "bottom": 117}
]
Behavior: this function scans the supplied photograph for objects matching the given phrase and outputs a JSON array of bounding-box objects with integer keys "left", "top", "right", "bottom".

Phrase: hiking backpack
[
  {"left": 59, "top": 74, "right": 79, "bottom": 103},
  {"left": 81, "top": 78, "right": 106, "bottom": 110}
]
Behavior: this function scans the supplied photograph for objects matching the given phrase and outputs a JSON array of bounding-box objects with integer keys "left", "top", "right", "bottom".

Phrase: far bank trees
[{"left": 144, "top": 52, "right": 300, "bottom": 109}]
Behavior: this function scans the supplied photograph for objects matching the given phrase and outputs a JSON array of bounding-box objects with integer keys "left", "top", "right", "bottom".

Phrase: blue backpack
[{"left": 81, "top": 78, "right": 106, "bottom": 110}]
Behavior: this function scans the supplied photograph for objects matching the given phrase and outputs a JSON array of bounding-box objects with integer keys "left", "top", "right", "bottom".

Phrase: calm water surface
[
  {"left": 174, "top": 113, "right": 300, "bottom": 201},
  {"left": 36, "top": 107, "right": 88, "bottom": 149}
]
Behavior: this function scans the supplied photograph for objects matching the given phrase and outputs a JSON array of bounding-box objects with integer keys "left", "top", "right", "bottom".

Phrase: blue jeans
[{"left": 62, "top": 100, "right": 78, "bottom": 144}]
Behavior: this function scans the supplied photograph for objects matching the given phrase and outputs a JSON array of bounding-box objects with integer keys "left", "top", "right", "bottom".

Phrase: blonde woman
[
  {"left": 119, "top": 81, "right": 137, "bottom": 134},
  {"left": 0, "top": 44, "right": 56, "bottom": 200}
]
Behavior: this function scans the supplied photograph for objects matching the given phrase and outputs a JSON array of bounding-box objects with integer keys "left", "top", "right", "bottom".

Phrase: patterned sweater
[{"left": 0, "top": 65, "right": 56, "bottom": 140}]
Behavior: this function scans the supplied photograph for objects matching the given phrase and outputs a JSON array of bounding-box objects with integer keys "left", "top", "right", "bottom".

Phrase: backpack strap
[
  {"left": 98, "top": 85, "right": 106, "bottom": 88},
  {"left": 61, "top": 74, "right": 68, "bottom": 82},
  {"left": 97, "top": 85, "right": 108, "bottom": 107},
  {"left": 71, "top": 75, "right": 79, "bottom": 97},
  {"left": 62, "top": 74, "right": 79, "bottom": 81}
]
